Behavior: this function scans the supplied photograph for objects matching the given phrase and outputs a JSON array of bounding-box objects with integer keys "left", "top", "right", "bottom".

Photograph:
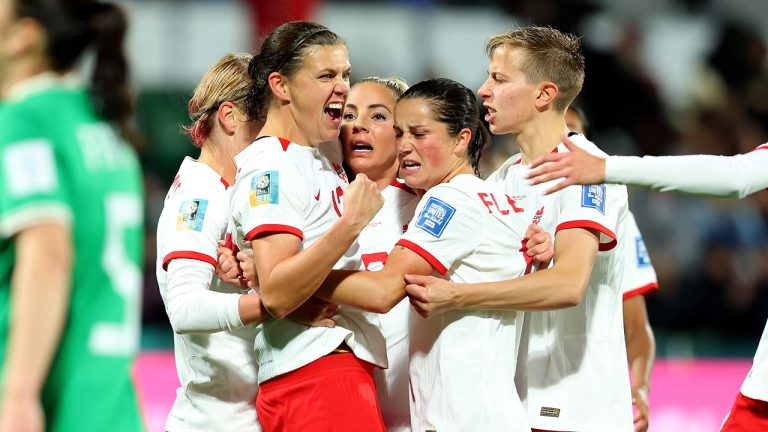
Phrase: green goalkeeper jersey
[{"left": 0, "top": 75, "right": 144, "bottom": 431}]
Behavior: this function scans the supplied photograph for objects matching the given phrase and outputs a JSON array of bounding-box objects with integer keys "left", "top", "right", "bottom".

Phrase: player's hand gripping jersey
[
  {"left": 229, "top": 136, "right": 387, "bottom": 383},
  {"left": 155, "top": 157, "right": 260, "bottom": 431},
  {"left": 488, "top": 134, "right": 633, "bottom": 432},
  {"left": 397, "top": 174, "right": 531, "bottom": 432}
]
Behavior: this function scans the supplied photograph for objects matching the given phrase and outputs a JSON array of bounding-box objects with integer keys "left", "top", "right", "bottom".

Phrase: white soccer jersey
[
  {"left": 155, "top": 157, "right": 260, "bottom": 432},
  {"left": 229, "top": 136, "right": 387, "bottom": 383},
  {"left": 489, "top": 134, "right": 633, "bottom": 431},
  {"left": 620, "top": 211, "right": 658, "bottom": 300},
  {"left": 397, "top": 174, "right": 530, "bottom": 432},
  {"left": 742, "top": 322, "right": 768, "bottom": 401},
  {"left": 343, "top": 179, "right": 419, "bottom": 432}
]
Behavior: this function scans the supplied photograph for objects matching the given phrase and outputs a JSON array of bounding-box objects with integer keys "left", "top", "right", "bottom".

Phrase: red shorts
[
  {"left": 721, "top": 392, "right": 768, "bottom": 431},
  {"left": 256, "top": 352, "right": 386, "bottom": 432}
]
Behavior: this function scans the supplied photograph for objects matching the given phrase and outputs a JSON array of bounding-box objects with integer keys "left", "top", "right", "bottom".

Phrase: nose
[
  {"left": 353, "top": 116, "right": 368, "bottom": 133},
  {"left": 396, "top": 135, "right": 412, "bottom": 156},
  {"left": 335, "top": 76, "right": 350, "bottom": 96},
  {"left": 477, "top": 80, "right": 491, "bottom": 100}
]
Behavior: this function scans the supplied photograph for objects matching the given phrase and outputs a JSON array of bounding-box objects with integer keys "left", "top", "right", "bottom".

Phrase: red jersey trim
[
  {"left": 163, "top": 251, "right": 217, "bottom": 271},
  {"left": 556, "top": 220, "right": 618, "bottom": 251},
  {"left": 396, "top": 239, "right": 448, "bottom": 275},
  {"left": 278, "top": 137, "right": 291, "bottom": 151},
  {"left": 220, "top": 177, "right": 230, "bottom": 189},
  {"left": 752, "top": 144, "right": 768, "bottom": 152},
  {"left": 390, "top": 179, "right": 417, "bottom": 195},
  {"left": 623, "top": 282, "right": 659, "bottom": 300},
  {"left": 245, "top": 224, "right": 303, "bottom": 241}
]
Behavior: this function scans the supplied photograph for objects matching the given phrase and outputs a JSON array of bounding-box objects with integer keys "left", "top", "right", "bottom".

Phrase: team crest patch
[
  {"left": 581, "top": 184, "right": 606, "bottom": 214},
  {"left": 250, "top": 171, "right": 278, "bottom": 207},
  {"left": 415, "top": 197, "right": 455, "bottom": 238},
  {"left": 635, "top": 236, "right": 651, "bottom": 267},
  {"left": 176, "top": 199, "right": 207, "bottom": 232}
]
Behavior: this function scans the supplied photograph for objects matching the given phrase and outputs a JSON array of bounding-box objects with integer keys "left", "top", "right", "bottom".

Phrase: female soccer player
[
  {"left": 157, "top": 53, "right": 266, "bottom": 432},
  {"left": 340, "top": 76, "right": 418, "bottom": 431},
  {"left": 526, "top": 136, "right": 768, "bottom": 432},
  {"left": 317, "top": 78, "right": 535, "bottom": 432},
  {"left": 227, "top": 21, "right": 386, "bottom": 431},
  {"left": 0, "top": 1, "right": 142, "bottom": 430}
]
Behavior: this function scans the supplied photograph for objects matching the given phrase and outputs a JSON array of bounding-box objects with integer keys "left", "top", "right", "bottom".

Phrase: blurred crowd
[{"left": 136, "top": 0, "right": 768, "bottom": 355}]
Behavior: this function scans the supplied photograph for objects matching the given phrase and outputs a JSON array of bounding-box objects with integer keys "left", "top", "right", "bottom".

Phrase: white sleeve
[
  {"left": 396, "top": 186, "right": 481, "bottom": 275},
  {"left": 605, "top": 145, "right": 768, "bottom": 199},
  {"left": 165, "top": 258, "right": 244, "bottom": 334},
  {"left": 619, "top": 212, "right": 658, "bottom": 300},
  {"left": 555, "top": 182, "right": 626, "bottom": 251},
  {"left": 232, "top": 157, "right": 308, "bottom": 241}
]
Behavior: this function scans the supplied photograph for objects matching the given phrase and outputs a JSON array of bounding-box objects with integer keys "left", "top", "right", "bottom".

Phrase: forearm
[
  {"left": 315, "top": 269, "right": 405, "bottom": 314},
  {"left": 2, "top": 226, "right": 71, "bottom": 399},
  {"left": 258, "top": 219, "right": 363, "bottom": 318},
  {"left": 458, "top": 263, "right": 590, "bottom": 311},
  {"left": 605, "top": 151, "right": 768, "bottom": 198},
  {"left": 165, "top": 260, "right": 266, "bottom": 333},
  {"left": 625, "top": 306, "right": 656, "bottom": 392}
]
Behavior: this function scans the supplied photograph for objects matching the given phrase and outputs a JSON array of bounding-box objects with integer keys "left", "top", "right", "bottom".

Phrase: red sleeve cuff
[
  {"left": 245, "top": 224, "right": 303, "bottom": 241},
  {"left": 396, "top": 239, "right": 448, "bottom": 275},
  {"left": 163, "top": 251, "right": 217, "bottom": 271},
  {"left": 623, "top": 282, "right": 659, "bottom": 300},
  {"left": 556, "top": 220, "right": 618, "bottom": 251}
]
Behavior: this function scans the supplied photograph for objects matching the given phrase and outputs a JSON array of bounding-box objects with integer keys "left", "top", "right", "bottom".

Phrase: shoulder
[
  {"left": 486, "top": 153, "right": 522, "bottom": 183},
  {"left": 560, "top": 134, "right": 608, "bottom": 158}
]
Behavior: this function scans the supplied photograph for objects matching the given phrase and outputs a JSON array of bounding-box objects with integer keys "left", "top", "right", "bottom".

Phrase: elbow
[
  {"left": 369, "top": 280, "right": 405, "bottom": 314},
  {"left": 559, "top": 280, "right": 588, "bottom": 308},
  {"left": 259, "top": 292, "right": 292, "bottom": 320},
  {"left": 368, "top": 295, "right": 399, "bottom": 314},
  {"left": 167, "top": 311, "right": 195, "bottom": 335}
]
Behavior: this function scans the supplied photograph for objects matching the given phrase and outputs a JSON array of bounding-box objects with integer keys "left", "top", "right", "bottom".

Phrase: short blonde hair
[
  {"left": 184, "top": 52, "right": 253, "bottom": 147},
  {"left": 356, "top": 76, "right": 409, "bottom": 98},
  {"left": 487, "top": 26, "right": 584, "bottom": 112}
]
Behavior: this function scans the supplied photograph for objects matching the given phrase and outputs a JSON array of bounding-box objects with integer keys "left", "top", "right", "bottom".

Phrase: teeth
[{"left": 327, "top": 103, "right": 343, "bottom": 110}]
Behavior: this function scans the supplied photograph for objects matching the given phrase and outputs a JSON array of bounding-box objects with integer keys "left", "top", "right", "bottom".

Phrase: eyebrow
[{"left": 367, "top": 104, "right": 392, "bottom": 112}]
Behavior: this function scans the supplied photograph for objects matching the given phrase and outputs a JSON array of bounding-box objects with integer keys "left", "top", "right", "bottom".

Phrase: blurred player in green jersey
[{"left": 0, "top": 1, "right": 144, "bottom": 431}]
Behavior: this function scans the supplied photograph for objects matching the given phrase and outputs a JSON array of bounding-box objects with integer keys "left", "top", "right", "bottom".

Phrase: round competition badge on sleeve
[
  {"left": 177, "top": 199, "right": 207, "bottom": 232},
  {"left": 250, "top": 171, "right": 279, "bottom": 207}
]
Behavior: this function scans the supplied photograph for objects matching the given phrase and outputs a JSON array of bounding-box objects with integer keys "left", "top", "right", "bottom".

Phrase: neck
[
  {"left": 0, "top": 60, "right": 49, "bottom": 100},
  {"left": 434, "top": 161, "right": 474, "bottom": 189},
  {"left": 198, "top": 139, "right": 237, "bottom": 184},
  {"left": 368, "top": 164, "right": 399, "bottom": 191},
  {"left": 513, "top": 111, "right": 569, "bottom": 164},
  {"left": 259, "top": 105, "right": 314, "bottom": 147}
]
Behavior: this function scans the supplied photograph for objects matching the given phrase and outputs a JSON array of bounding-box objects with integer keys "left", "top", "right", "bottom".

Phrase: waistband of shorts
[{"left": 259, "top": 351, "right": 374, "bottom": 391}]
